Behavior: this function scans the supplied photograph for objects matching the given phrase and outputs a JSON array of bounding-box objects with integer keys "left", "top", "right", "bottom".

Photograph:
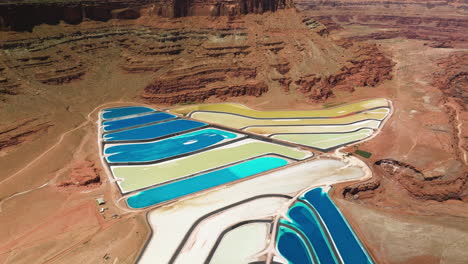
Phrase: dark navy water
[
  {"left": 103, "top": 112, "right": 176, "bottom": 132},
  {"left": 102, "top": 106, "right": 155, "bottom": 120},
  {"left": 302, "top": 188, "right": 373, "bottom": 264},
  {"left": 126, "top": 157, "right": 288, "bottom": 208},
  {"left": 280, "top": 202, "right": 338, "bottom": 264},
  {"left": 276, "top": 225, "right": 314, "bottom": 264},
  {"left": 105, "top": 129, "right": 239, "bottom": 163},
  {"left": 103, "top": 119, "right": 207, "bottom": 142}
]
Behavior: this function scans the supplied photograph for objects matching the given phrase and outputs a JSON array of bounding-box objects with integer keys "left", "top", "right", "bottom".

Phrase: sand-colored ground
[
  {"left": 209, "top": 222, "right": 270, "bottom": 264},
  {"left": 336, "top": 199, "right": 468, "bottom": 264}
]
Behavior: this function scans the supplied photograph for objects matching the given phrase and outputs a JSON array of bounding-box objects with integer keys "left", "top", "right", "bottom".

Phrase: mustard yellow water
[
  {"left": 244, "top": 120, "right": 382, "bottom": 135},
  {"left": 189, "top": 108, "right": 389, "bottom": 129},
  {"left": 170, "top": 98, "right": 389, "bottom": 118},
  {"left": 272, "top": 129, "right": 374, "bottom": 150}
]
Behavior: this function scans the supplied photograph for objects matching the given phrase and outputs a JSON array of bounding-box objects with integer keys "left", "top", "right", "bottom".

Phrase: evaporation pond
[
  {"left": 102, "top": 106, "right": 155, "bottom": 120},
  {"left": 104, "top": 128, "right": 241, "bottom": 163},
  {"left": 126, "top": 156, "right": 289, "bottom": 208},
  {"left": 103, "top": 119, "right": 207, "bottom": 142},
  {"left": 103, "top": 112, "right": 176, "bottom": 132}
]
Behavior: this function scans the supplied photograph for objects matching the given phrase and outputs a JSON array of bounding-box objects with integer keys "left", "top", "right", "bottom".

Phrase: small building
[{"left": 96, "top": 197, "right": 106, "bottom": 205}]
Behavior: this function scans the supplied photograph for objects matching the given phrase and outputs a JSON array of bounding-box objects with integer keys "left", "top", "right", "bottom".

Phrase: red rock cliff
[{"left": 0, "top": 0, "right": 294, "bottom": 31}]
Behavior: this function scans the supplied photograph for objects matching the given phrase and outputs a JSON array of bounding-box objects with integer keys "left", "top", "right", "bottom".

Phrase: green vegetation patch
[{"left": 354, "top": 149, "right": 372, "bottom": 159}]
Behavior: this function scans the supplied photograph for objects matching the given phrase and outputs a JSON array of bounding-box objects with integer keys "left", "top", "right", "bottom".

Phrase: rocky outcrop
[
  {"left": 344, "top": 159, "right": 467, "bottom": 202},
  {"left": 295, "top": 43, "right": 394, "bottom": 101},
  {"left": 173, "top": 0, "right": 294, "bottom": 16},
  {"left": 297, "top": 1, "right": 468, "bottom": 48},
  {"left": 433, "top": 52, "right": 468, "bottom": 109},
  {"left": 0, "top": 2, "right": 140, "bottom": 31},
  {"left": 433, "top": 52, "right": 468, "bottom": 163},
  {"left": 3, "top": 47, "right": 87, "bottom": 85},
  {"left": 142, "top": 60, "right": 267, "bottom": 104},
  {"left": 0, "top": 8, "right": 394, "bottom": 105},
  {"left": 0, "top": 118, "right": 53, "bottom": 151},
  {"left": 0, "top": 65, "right": 20, "bottom": 98},
  {"left": 343, "top": 177, "right": 381, "bottom": 200},
  {"left": 377, "top": 159, "right": 467, "bottom": 201},
  {"left": 0, "top": 0, "right": 294, "bottom": 31},
  {"left": 58, "top": 160, "right": 101, "bottom": 187},
  {"left": 295, "top": 0, "right": 468, "bottom": 12},
  {"left": 144, "top": 81, "right": 268, "bottom": 104}
]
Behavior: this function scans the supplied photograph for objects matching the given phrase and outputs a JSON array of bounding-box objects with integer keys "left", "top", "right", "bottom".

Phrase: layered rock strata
[
  {"left": 0, "top": 118, "right": 53, "bottom": 151},
  {"left": 297, "top": 0, "right": 468, "bottom": 48},
  {"left": 0, "top": 0, "right": 295, "bottom": 31},
  {"left": 0, "top": 10, "right": 394, "bottom": 104},
  {"left": 344, "top": 159, "right": 467, "bottom": 202}
]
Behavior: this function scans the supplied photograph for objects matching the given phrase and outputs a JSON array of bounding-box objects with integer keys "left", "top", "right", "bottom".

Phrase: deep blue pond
[
  {"left": 276, "top": 225, "right": 314, "bottom": 264},
  {"left": 102, "top": 106, "right": 155, "bottom": 120},
  {"left": 105, "top": 129, "right": 239, "bottom": 163},
  {"left": 280, "top": 202, "right": 338, "bottom": 264},
  {"left": 302, "top": 188, "right": 373, "bottom": 264},
  {"left": 126, "top": 156, "right": 288, "bottom": 208},
  {"left": 103, "top": 119, "right": 207, "bottom": 142},
  {"left": 102, "top": 112, "right": 176, "bottom": 132}
]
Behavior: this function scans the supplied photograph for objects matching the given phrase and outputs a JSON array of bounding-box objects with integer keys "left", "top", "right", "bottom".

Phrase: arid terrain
[{"left": 0, "top": 0, "right": 466, "bottom": 263}]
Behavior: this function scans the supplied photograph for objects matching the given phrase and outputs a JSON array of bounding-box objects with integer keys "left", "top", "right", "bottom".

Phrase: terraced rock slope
[{"left": 0, "top": 0, "right": 466, "bottom": 263}]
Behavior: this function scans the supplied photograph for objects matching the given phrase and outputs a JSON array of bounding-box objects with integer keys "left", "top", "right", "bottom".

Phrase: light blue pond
[
  {"left": 276, "top": 225, "right": 314, "bottom": 264},
  {"left": 302, "top": 188, "right": 373, "bottom": 264},
  {"left": 103, "top": 119, "right": 207, "bottom": 142},
  {"left": 280, "top": 202, "right": 338, "bottom": 264},
  {"left": 102, "top": 106, "right": 155, "bottom": 120},
  {"left": 126, "top": 156, "right": 288, "bottom": 208},
  {"left": 105, "top": 129, "right": 240, "bottom": 163},
  {"left": 102, "top": 112, "right": 176, "bottom": 132}
]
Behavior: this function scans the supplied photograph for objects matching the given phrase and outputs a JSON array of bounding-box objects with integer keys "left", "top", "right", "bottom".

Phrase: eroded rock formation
[
  {"left": 295, "top": 43, "right": 394, "bottom": 101},
  {"left": 0, "top": 118, "right": 53, "bottom": 151},
  {"left": 432, "top": 52, "right": 468, "bottom": 164},
  {"left": 297, "top": 0, "right": 468, "bottom": 48},
  {"left": 344, "top": 159, "right": 467, "bottom": 202},
  {"left": 0, "top": 9, "right": 394, "bottom": 104},
  {"left": 0, "top": 0, "right": 295, "bottom": 31},
  {"left": 434, "top": 52, "right": 468, "bottom": 109},
  {"left": 58, "top": 160, "right": 101, "bottom": 187}
]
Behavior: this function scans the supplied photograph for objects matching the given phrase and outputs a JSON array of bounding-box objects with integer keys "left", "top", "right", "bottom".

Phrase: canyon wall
[
  {"left": 295, "top": 0, "right": 468, "bottom": 11},
  {"left": 296, "top": 0, "right": 468, "bottom": 48},
  {"left": 0, "top": 9, "right": 394, "bottom": 105},
  {"left": 0, "top": 0, "right": 294, "bottom": 31}
]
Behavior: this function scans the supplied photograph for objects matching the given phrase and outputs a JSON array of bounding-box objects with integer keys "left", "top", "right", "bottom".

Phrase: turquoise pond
[
  {"left": 103, "top": 119, "right": 207, "bottom": 142},
  {"left": 277, "top": 187, "right": 373, "bottom": 264},
  {"left": 102, "top": 106, "right": 155, "bottom": 120},
  {"left": 126, "top": 156, "right": 288, "bottom": 209},
  {"left": 105, "top": 129, "right": 240, "bottom": 163},
  {"left": 103, "top": 112, "right": 176, "bottom": 132}
]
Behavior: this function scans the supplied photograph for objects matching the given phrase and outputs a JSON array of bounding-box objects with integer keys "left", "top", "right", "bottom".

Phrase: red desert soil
[
  {"left": 295, "top": 1, "right": 467, "bottom": 262},
  {"left": 0, "top": 0, "right": 467, "bottom": 263}
]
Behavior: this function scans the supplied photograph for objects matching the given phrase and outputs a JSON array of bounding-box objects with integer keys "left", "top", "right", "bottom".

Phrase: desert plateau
[{"left": 0, "top": 0, "right": 466, "bottom": 263}]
